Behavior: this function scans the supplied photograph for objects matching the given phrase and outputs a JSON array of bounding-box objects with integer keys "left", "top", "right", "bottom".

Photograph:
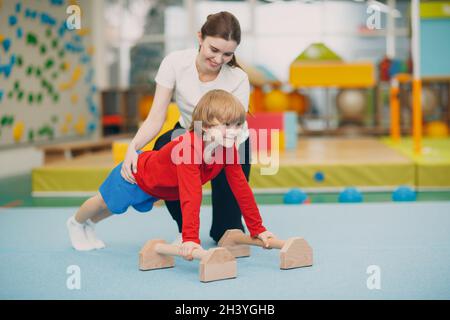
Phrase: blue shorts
[{"left": 99, "top": 161, "right": 158, "bottom": 215}]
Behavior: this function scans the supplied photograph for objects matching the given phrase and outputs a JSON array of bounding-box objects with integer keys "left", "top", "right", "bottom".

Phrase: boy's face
[{"left": 204, "top": 120, "right": 243, "bottom": 148}]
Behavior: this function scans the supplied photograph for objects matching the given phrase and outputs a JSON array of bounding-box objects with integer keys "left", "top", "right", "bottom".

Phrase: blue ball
[
  {"left": 284, "top": 188, "right": 308, "bottom": 204},
  {"left": 392, "top": 186, "right": 416, "bottom": 202},
  {"left": 339, "top": 187, "right": 363, "bottom": 203}
]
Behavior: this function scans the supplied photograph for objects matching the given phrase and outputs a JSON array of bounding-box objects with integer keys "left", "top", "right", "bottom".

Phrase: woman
[{"left": 121, "top": 11, "right": 251, "bottom": 244}]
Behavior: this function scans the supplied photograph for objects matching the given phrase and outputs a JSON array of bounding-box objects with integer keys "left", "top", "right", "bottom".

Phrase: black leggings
[{"left": 153, "top": 123, "right": 251, "bottom": 243}]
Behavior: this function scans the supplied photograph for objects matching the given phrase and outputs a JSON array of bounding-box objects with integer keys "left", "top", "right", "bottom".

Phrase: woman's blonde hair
[{"left": 189, "top": 89, "right": 246, "bottom": 131}]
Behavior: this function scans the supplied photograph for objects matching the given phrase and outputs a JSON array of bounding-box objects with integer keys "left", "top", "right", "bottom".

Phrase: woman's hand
[
  {"left": 179, "top": 241, "right": 202, "bottom": 261},
  {"left": 121, "top": 145, "right": 138, "bottom": 184},
  {"left": 257, "top": 230, "right": 276, "bottom": 249}
]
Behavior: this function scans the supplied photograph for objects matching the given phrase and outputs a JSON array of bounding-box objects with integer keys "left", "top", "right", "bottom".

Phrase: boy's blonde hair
[{"left": 189, "top": 89, "right": 246, "bottom": 131}]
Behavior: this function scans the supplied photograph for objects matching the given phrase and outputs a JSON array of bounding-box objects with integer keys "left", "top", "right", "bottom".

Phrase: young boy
[{"left": 67, "top": 89, "right": 274, "bottom": 259}]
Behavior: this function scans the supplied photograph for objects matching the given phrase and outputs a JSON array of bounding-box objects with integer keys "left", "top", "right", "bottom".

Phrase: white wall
[{"left": 0, "top": 147, "right": 43, "bottom": 178}]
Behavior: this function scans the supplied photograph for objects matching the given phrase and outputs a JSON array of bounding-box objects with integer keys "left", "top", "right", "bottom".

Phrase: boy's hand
[
  {"left": 257, "top": 231, "right": 276, "bottom": 249},
  {"left": 179, "top": 241, "right": 202, "bottom": 261}
]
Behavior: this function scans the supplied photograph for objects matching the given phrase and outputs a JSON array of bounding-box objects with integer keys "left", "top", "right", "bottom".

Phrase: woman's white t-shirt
[{"left": 154, "top": 48, "right": 250, "bottom": 144}]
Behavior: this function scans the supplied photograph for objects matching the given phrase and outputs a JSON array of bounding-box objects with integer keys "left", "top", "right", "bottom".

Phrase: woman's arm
[
  {"left": 131, "top": 84, "right": 173, "bottom": 150},
  {"left": 120, "top": 84, "right": 173, "bottom": 183}
]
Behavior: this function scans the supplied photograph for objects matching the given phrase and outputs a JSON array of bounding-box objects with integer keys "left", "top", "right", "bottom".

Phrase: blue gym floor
[{"left": 1, "top": 202, "right": 450, "bottom": 300}]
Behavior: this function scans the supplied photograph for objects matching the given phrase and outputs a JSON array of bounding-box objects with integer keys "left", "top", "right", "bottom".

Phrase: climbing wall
[{"left": 0, "top": 0, "right": 99, "bottom": 147}]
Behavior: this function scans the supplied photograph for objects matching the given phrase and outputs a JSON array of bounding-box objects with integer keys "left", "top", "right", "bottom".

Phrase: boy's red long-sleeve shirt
[{"left": 133, "top": 131, "right": 266, "bottom": 244}]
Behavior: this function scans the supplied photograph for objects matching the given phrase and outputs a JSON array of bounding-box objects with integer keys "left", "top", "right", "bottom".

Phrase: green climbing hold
[
  {"left": 52, "top": 39, "right": 58, "bottom": 49},
  {"left": 28, "top": 130, "right": 34, "bottom": 142},
  {"left": 36, "top": 68, "right": 42, "bottom": 77},
  {"left": 45, "top": 59, "right": 54, "bottom": 69},
  {"left": 26, "top": 33, "right": 38, "bottom": 46},
  {"left": 1, "top": 116, "right": 14, "bottom": 126},
  {"left": 14, "top": 81, "right": 20, "bottom": 90},
  {"left": 38, "top": 125, "right": 54, "bottom": 139},
  {"left": 40, "top": 45, "right": 47, "bottom": 55},
  {"left": 26, "top": 66, "right": 33, "bottom": 75},
  {"left": 17, "top": 56, "right": 23, "bottom": 67},
  {"left": 18, "top": 91, "right": 24, "bottom": 101},
  {"left": 37, "top": 93, "right": 43, "bottom": 103},
  {"left": 38, "top": 127, "right": 46, "bottom": 135},
  {"left": 28, "top": 94, "right": 34, "bottom": 104}
]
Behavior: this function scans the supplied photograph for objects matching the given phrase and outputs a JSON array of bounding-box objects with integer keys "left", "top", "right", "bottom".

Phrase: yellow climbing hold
[
  {"left": 13, "top": 121, "right": 25, "bottom": 142},
  {"left": 71, "top": 94, "right": 78, "bottom": 104},
  {"left": 77, "top": 28, "right": 91, "bottom": 37},
  {"left": 59, "top": 66, "right": 83, "bottom": 91},
  {"left": 74, "top": 115, "right": 86, "bottom": 136},
  {"left": 61, "top": 123, "right": 69, "bottom": 134},
  {"left": 65, "top": 113, "right": 73, "bottom": 123}
]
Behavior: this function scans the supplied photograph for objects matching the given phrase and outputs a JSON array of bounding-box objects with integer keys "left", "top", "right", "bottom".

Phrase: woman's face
[{"left": 198, "top": 34, "right": 238, "bottom": 72}]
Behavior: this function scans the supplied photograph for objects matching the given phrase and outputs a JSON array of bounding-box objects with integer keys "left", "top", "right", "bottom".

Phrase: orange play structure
[{"left": 389, "top": 73, "right": 423, "bottom": 155}]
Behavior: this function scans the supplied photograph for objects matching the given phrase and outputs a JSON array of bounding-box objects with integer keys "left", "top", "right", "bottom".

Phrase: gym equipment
[
  {"left": 392, "top": 186, "right": 417, "bottom": 202},
  {"left": 407, "top": 86, "right": 439, "bottom": 117},
  {"left": 246, "top": 111, "right": 298, "bottom": 151},
  {"left": 139, "top": 239, "right": 237, "bottom": 282},
  {"left": 218, "top": 229, "right": 313, "bottom": 269},
  {"left": 336, "top": 89, "right": 367, "bottom": 123},
  {"left": 283, "top": 188, "right": 308, "bottom": 204},
  {"left": 288, "top": 90, "right": 309, "bottom": 115},
  {"left": 339, "top": 187, "right": 363, "bottom": 203},
  {"left": 425, "top": 121, "right": 449, "bottom": 138},
  {"left": 264, "top": 88, "right": 289, "bottom": 112}
]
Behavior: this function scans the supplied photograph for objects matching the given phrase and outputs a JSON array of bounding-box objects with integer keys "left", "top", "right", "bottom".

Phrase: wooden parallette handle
[
  {"left": 232, "top": 233, "right": 286, "bottom": 249},
  {"left": 155, "top": 243, "right": 208, "bottom": 260}
]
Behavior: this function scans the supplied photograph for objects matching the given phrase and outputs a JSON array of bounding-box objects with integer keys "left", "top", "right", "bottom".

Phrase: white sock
[
  {"left": 66, "top": 216, "right": 95, "bottom": 251},
  {"left": 85, "top": 219, "right": 106, "bottom": 249},
  {"left": 171, "top": 233, "right": 182, "bottom": 246}
]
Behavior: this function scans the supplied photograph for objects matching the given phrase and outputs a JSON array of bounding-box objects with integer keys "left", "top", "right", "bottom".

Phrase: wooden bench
[{"left": 40, "top": 134, "right": 132, "bottom": 164}]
